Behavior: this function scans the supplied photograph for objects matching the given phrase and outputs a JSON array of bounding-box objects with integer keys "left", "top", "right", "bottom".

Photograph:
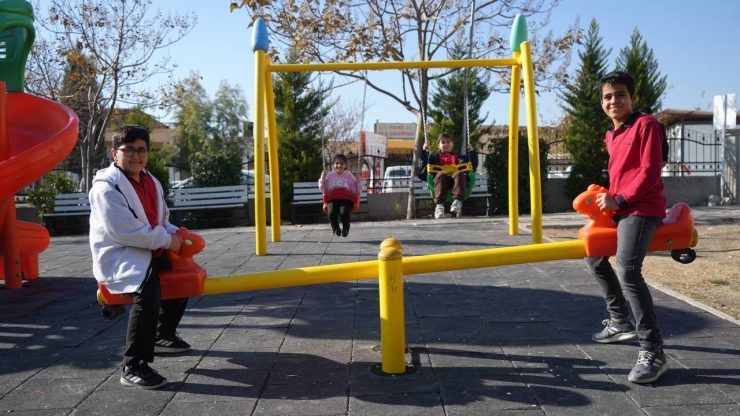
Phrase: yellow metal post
[
  {"left": 254, "top": 50, "right": 267, "bottom": 255},
  {"left": 508, "top": 52, "right": 522, "bottom": 236},
  {"left": 519, "top": 41, "right": 543, "bottom": 244},
  {"left": 264, "top": 57, "right": 281, "bottom": 242},
  {"left": 378, "top": 238, "right": 406, "bottom": 374}
]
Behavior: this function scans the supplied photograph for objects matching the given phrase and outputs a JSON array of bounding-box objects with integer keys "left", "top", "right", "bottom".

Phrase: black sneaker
[
  {"left": 154, "top": 333, "right": 191, "bottom": 354},
  {"left": 342, "top": 229, "right": 349, "bottom": 237},
  {"left": 628, "top": 347, "right": 669, "bottom": 384},
  {"left": 120, "top": 363, "right": 167, "bottom": 389},
  {"left": 592, "top": 318, "right": 637, "bottom": 343},
  {"left": 334, "top": 227, "right": 342, "bottom": 236}
]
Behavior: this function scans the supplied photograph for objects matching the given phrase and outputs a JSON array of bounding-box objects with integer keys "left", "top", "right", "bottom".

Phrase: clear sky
[{"left": 36, "top": 1, "right": 740, "bottom": 128}]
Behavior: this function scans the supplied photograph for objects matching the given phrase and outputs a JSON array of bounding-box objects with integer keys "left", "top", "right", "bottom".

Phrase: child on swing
[
  {"left": 319, "top": 154, "right": 362, "bottom": 237},
  {"left": 418, "top": 133, "right": 478, "bottom": 219}
]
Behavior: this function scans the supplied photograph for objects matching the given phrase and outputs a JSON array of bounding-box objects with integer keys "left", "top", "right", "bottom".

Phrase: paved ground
[{"left": 1, "top": 207, "right": 740, "bottom": 415}]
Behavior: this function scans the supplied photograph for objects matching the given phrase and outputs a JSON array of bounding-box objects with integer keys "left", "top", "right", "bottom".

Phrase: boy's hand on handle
[
  {"left": 168, "top": 234, "right": 184, "bottom": 253},
  {"left": 596, "top": 193, "right": 619, "bottom": 211},
  {"left": 467, "top": 144, "right": 474, "bottom": 151},
  {"left": 423, "top": 142, "right": 429, "bottom": 151}
]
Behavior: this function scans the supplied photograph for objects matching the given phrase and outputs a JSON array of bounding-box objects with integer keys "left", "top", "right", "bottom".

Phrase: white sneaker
[
  {"left": 450, "top": 199, "right": 463, "bottom": 214},
  {"left": 434, "top": 204, "right": 445, "bottom": 219}
]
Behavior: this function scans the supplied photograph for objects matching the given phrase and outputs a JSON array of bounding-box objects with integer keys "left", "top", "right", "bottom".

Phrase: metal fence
[
  {"left": 665, "top": 128, "right": 722, "bottom": 176},
  {"left": 545, "top": 129, "right": 722, "bottom": 177}
]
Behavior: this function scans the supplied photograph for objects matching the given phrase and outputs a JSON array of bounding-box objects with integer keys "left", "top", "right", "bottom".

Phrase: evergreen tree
[
  {"left": 428, "top": 42, "right": 492, "bottom": 153},
  {"left": 273, "top": 48, "right": 333, "bottom": 219},
  {"left": 615, "top": 28, "right": 667, "bottom": 112},
  {"left": 558, "top": 19, "right": 612, "bottom": 199}
]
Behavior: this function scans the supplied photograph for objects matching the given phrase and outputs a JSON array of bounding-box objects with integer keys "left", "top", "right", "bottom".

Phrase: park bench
[
  {"left": 291, "top": 181, "right": 368, "bottom": 224},
  {"left": 413, "top": 173, "right": 491, "bottom": 217},
  {"left": 169, "top": 185, "right": 250, "bottom": 226},
  {"left": 43, "top": 192, "right": 92, "bottom": 234}
]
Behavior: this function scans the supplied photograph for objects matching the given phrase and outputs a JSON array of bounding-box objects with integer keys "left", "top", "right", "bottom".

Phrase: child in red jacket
[{"left": 586, "top": 71, "right": 668, "bottom": 384}]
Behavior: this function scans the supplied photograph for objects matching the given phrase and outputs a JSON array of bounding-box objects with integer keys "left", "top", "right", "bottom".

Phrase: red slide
[{"left": 0, "top": 84, "right": 79, "bottom": 289}]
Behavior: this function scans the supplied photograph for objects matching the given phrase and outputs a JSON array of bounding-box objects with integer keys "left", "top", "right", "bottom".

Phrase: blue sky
[{"left": 36, "top": 1, "right": 740, "bottom": 128}]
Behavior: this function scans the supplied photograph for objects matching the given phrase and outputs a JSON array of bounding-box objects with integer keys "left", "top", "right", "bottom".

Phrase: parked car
[
  {"left": 169, "top": 170, "right": 269, "bottom": 192},
  {"left": 547, "top": 165, "right": 572, "bottom": 179},
  {"left": 239, "top": 169, "right": 270, "bottom": 192},
  {"left": 382, "top": 165, "right": 413, "bottom": 193}
]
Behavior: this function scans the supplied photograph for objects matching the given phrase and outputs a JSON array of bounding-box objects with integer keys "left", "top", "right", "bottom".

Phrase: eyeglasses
[{"left": 117, "top": 147, "right": 149, "bottom": 157}]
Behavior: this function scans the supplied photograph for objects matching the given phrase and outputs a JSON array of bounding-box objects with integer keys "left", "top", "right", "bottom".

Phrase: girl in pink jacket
[{"left": 319, "top": 154, "right": 362, "bottom": 237}]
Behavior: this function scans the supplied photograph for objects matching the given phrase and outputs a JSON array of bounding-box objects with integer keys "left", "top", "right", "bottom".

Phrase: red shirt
[
  {"left": 438, "top": 152, "right": 458, "bottom": 165},
  {"left": 606, "top": 112, "right": 666, "bottom": 218},
  {"left": 125, "top": 170, "right": 164, "bottom": 256}
]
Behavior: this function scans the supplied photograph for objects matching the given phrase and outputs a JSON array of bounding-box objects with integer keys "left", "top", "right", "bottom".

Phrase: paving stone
[{"left": 1, "top": 216, "right": 738, "bottom": 415}]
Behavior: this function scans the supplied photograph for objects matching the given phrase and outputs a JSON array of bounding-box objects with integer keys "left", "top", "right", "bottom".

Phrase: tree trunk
[
  {"left": 80, "top": 140, "right": 92, "bottom": 193},
  {"left": 406, "top": 111, "right": 425, "bottom": 219}
]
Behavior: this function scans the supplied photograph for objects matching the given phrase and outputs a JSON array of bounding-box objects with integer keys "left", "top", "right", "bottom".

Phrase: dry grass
[{"left": 542, "top": 221, "right": 740, "bottom": 320}]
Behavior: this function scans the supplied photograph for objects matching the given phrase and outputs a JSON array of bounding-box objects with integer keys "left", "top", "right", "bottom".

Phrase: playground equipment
[
  {"left": 96, "top": 183, "right": 698, "bottom": 374},
  {"left": 250, "top": 13, "right": 545, "bottom": 256},
  {"left": 424, "top": 162, "right": 477, "bottom": 210},
  {"left": 96, "top": 228, "right": 207, "bottom": 319},
  {"left": 322, "top": 191, "right": 360, "bottom": 215},
  {"left": 0, "top": 0, "right": 79, "bottom": 290}
]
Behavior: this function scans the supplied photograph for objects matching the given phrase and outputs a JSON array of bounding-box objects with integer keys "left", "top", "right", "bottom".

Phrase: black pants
[
  {"left": 327, "top": 199, "right": 353, "bottom": 232},
  {"left": 123, "top": 254, "right": 189, "bottom": 368}
]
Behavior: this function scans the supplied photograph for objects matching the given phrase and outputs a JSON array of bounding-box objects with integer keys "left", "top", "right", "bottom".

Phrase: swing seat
[
  {"left": 426, "top": 163, "right": 476, "bottom": 203},
  {"left": 322, "top": 190, "right": 360, "bottom": 214}
]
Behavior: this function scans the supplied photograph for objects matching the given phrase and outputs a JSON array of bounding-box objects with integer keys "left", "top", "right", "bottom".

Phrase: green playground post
[{"left": 0, "top": 0, "right": 35, "bottom": 92}]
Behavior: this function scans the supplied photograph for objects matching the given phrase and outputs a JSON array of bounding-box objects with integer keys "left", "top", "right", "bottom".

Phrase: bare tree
[
  {"left": 323, "top": 98, "right": 366, "bottom": 163},
  {"left": 26, "top": 0, "right": 196, "bottom": 190},
  {"left": 231, "top": 0, "right": 579, "bottom": 218}
]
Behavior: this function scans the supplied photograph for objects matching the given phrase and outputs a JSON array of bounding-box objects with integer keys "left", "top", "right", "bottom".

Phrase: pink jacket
[{"left": 319, "top": 171, "right": 362, "bottom": 197}]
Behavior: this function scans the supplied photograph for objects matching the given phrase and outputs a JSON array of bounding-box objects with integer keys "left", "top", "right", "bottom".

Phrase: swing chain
[{"left": 360, "top": 70, "right": 367, "bottom": 135}]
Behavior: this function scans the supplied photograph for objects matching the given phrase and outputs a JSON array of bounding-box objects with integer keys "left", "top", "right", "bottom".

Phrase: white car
[
  {"left": 382, "top": 165, "right": 413, "bottom": 193},
  {"left": 547, "top": 165, "right": 572, "bottom": 179},
  {"left": 169, "top": 170, "right": 269, "bottom": 191}
]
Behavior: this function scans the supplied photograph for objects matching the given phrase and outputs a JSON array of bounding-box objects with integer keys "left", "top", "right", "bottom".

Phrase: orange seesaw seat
[
  {"left": 96, "top": 228, "right": 207, "bottom": 313},
  {"left": 573, "top": 184, "right": 699, "bottom": 259}
]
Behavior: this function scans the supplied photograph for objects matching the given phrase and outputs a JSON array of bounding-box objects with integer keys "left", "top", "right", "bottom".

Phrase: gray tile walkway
[{"left": 1, "top": 207, "right": 739, "bottom": 415}]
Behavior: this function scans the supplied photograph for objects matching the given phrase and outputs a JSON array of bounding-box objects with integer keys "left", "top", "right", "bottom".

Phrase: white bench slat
[
  {"left": 46, "top": 193, "right": 92, "bottom": 217},
  {"left": 171, "top": 185, "right": 249, "bottom": 211}
]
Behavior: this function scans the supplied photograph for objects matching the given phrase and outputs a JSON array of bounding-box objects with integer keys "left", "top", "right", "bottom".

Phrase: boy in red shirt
[{"left": 587, "top": 71, "right": 668, "bottom": 384}]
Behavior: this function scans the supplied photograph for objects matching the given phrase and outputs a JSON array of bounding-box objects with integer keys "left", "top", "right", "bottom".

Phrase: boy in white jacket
[{"left": 89, "top": 125, "right": 189, "bottom": 389}]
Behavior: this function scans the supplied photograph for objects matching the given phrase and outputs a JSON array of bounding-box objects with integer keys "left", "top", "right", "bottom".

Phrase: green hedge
[{"left": 483, "top": 134, "right": 549, "bottom": 215}]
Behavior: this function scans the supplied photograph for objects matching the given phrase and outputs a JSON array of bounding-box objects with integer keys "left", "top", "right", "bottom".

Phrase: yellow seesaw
[{"left": 96, "top": 185, "right": 698, "bottom": 373}]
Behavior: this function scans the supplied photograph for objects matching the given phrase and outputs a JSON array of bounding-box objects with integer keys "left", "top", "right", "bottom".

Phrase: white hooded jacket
[{"left": 89, "top": 163, "right": 178, "bottom": 294}]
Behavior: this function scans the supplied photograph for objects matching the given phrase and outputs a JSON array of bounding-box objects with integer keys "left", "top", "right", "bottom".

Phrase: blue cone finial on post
[
  {"left": 510, "top": 14, "right": 528, "bottom": 53},
  {"left": 251, "top": 18, "right": 268, "bottom": 53}
]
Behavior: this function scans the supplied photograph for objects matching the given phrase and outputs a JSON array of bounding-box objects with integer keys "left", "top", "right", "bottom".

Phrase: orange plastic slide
[{"left": 0, "top": 84, "right": 79, "bottom": 289}]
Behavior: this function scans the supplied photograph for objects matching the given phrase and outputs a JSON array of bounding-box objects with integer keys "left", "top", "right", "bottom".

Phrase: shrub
[
  {"left": 27, "top": 172, "right": 77, "bottom": 222},
  {"left": 191, "top": 148, "right": 242, "bottom": 187},
  {"left": 483, "top": 134, "right": 549, "bottom": 215}
]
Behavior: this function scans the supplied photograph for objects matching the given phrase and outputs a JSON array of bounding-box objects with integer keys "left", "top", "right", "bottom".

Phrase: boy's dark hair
[
  {"left": 112, "top": 125, "right": 150, "bottom": 149},
  {"left": 437, "top": 133, "right": 452, "bottom": 144},
  {"left": 333, "top": 154, "right": 348, "bottom": 164},
  {"left": 599, "top": 71, "right": 635, "bottom": 97}
]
